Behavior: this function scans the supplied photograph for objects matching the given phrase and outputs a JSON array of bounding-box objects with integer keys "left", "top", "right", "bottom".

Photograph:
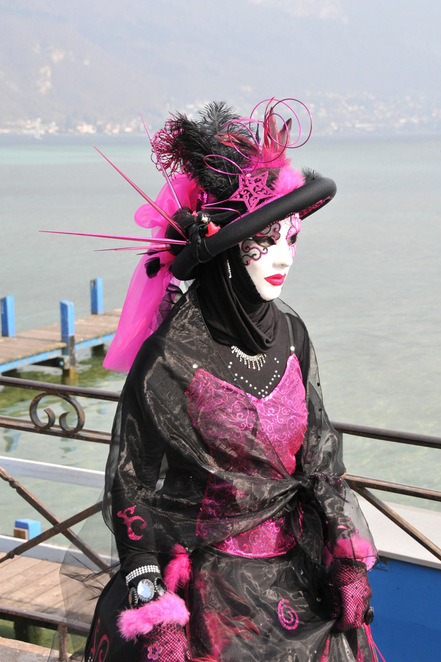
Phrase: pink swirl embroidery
[
  {"left": 88, "top": 619, "right": 109, "bottom": 662},
  {"left": 187, "top": 354, "right": 306, "bottom": 474},
  {"left": 278, "top": 599, "right": 299, "bottom": 630},
  {"left": 116, "top": 505, "right": 147, "bottom": 541},
  {"left": 187, "top": 354, "right": 307, "bottom": 555},
  {"left": 216, "top": 516, "right": 296, "bottom": 557}
]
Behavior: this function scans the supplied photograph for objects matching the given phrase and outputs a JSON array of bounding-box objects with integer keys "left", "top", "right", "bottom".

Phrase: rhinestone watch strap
[{"left": 125, "top": 564, "right": 161, "bottom": 587}]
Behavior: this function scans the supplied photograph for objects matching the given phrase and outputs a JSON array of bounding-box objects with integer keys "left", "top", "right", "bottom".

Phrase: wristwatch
[{"left": 128, "top": 577, "right": 167, "bottom": 608}]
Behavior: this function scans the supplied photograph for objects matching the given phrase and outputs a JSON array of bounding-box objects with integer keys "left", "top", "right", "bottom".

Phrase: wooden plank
[
  {"left": 0, "top": 343, "right": 64, "bottom": 360},
  {"left": 15, "top": 331, "right": 63, "bottom": 342},
  {"left": 1, "top": 558, "right": 57, "bottom": 595},
  {"left": 0, "top": 556, "right": 40, "bottom": 581},
  {"left": 0, "top": 555, "right": 95, "bottom": 622},
  {"left": 50, "top": 581, "right": 96, "bottom": 619},
  {"left": 0, "top": 558, "right": 61, "bottom": 615},
  {"left": 0, "top": 343, "right": 58, "bottom": 359},
  {"left": 0, "top": 635, "right": 52, "bottom": 662}
]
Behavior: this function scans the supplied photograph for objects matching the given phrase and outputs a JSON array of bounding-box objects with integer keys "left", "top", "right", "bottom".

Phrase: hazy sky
[{"left": 0, "top": 0, "right": 440, "bottom": 128}]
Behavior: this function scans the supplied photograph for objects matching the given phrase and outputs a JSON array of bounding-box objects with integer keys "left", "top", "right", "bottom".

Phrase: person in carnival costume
[{"left": 84, "top": 99, "right": 379, "bottom": 662}]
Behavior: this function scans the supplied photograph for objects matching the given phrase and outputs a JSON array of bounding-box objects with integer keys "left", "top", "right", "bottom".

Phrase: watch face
[{"left": 137, "top": 579, "right": 155, "bottom": 603}]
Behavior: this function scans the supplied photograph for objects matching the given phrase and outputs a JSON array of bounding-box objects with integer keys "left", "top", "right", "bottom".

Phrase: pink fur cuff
[{"left": 118, "top": 591, "right": 190, "bottom": 641}]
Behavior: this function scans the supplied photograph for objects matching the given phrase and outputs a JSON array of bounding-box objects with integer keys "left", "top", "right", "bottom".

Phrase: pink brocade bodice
[{"left": 186, "top": 353, "right": 308, "bottom": 557}]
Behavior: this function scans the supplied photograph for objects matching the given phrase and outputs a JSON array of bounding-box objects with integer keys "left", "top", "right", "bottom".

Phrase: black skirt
[{"left": 85, "top": 545, "right": 372, "bottom": 662}]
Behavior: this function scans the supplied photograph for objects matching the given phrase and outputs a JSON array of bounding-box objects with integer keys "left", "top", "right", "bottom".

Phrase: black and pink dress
[{"left": 85, "top": 287, "right": 377, "bottom": 662}]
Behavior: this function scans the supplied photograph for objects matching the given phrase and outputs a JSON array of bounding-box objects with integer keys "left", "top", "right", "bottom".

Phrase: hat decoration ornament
[{"left": 41, "top": 98, "right": 336, "bottom": 372}]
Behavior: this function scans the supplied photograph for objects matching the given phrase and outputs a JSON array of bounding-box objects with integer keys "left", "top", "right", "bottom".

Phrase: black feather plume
[
  {"left": 153, "top": 102, "right": 255, "bottom": 199},
  {"left": 302, "top": 167, "right": 320, "bottom": 182},
  {"left": 146, "top": 256, "right": 161, "bottom": 278}
]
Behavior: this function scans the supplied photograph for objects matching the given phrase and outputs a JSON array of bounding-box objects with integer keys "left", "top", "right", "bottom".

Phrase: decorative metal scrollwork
[{"left": 30, "top": 392, "right": 86, "bottom": 433}]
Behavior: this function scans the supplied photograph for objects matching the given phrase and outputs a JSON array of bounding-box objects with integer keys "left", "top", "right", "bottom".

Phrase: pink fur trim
[
  {"left": 273, "top": 165, "right": 305, "bottom": 197},
  {"left": 164, "top": 544, "right": 192, "bottom": 593},
  {"left": 118, "top": 591, "right": 189, "bottom": 641}
]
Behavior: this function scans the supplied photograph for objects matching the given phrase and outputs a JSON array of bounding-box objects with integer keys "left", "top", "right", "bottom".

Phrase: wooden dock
[
  {"left": 0, "top": 554, "right": 95, "bottom": 624},
  {"left": 0, "top": 554, "right": 96, "bottom": 660},
  {"left": 0, "top": 310, "right": 120, "bottom": 374},
  {"left": 0, "top": 636, "right": 52, "bottom": 662}
]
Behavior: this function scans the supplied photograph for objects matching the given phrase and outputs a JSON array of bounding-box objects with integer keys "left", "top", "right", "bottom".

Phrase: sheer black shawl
[{"left": 103, "top": 287, "right": 377, "bottom": 574}]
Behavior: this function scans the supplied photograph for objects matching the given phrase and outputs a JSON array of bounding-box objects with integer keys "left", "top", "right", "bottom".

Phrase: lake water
[{"left": 0, "top": 133, "right": 440, "bottom": 533}]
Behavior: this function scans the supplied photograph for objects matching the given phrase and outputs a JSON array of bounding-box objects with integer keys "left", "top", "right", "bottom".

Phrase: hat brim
[{"left": 172, "top": 176, "right": 336, "bottom": 280}]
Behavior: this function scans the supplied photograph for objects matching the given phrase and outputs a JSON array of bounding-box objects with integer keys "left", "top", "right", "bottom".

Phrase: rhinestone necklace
[
  {"left": 230, "top": 345, "right": 266, "bottom": 370},
  {"left": 227, "top": 356, "right": 282, "bottom": 398}
]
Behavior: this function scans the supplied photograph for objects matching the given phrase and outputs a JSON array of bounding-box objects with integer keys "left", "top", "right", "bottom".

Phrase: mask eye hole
[{"left": 252, "top": 234, "right": 276, "bottom": 248}]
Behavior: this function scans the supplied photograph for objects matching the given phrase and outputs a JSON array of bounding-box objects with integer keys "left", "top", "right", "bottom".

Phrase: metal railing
[
  {"left": 0, "top": 375, "right": 118, "bottom": 569},
  {"left": 0, "top": 375, "right": 118, "bottom": 660},
  {"left": 333, "top": 421, "right": 441, "bottom": 564},
  {"left": 1, "top": 374, "right": 441, "bottom": 659}
]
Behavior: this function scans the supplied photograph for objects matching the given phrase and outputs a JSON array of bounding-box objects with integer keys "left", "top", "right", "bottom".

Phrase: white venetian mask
[{"left": 240, "top": 215, "right": 301, "bottom": 301}]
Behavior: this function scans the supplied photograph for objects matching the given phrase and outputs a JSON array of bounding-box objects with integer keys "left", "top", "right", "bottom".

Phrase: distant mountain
[{"left": 0, "top": 0, "right": 439, "bottom": 133}]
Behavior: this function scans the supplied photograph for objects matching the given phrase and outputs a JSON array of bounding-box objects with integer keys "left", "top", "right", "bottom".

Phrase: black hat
[{"left": 149, "top": 99, "right": 336, "bottom": 280}]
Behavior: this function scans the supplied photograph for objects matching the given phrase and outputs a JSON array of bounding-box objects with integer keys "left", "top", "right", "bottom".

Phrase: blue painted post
[
  {"left": 60, "top": 300, "right": 76, "bottom": 370},
  {"left": 1, "top": 295, "right": 16, "bottom": 337},
  {"left": 91, "top": 277, "right": 103, "bottom": 314},
  {"left": 60, "top": 300, "right": 75, "bottom": 341}
]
